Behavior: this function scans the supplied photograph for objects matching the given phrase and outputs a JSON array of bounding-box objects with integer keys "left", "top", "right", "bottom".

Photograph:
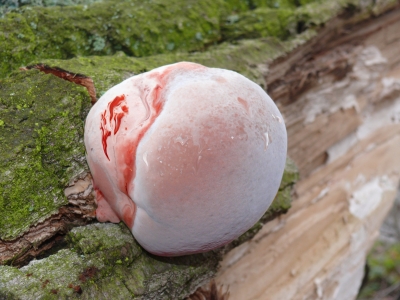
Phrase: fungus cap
[{"left": 84, "top": 62, "right": 287, "bottom": 256}]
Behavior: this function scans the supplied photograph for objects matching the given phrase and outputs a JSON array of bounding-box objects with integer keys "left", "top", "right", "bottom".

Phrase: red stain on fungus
[
  {"left": 116, "top": 64, "right": 206, "bottom": 213},
  {"left": 100, "top": 94, "right": 128, "bottom": 160},
  {"left": 97, "top": 64, "right": 207, "bottom": 230},
  {"left": 118, "top": 73, "right": 172, "bottom": 196},
  {"left": 109, "top": 94, "right": 129, "bottom": 134}
]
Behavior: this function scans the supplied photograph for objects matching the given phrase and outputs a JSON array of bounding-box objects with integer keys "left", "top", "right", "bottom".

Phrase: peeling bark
[{"left": 0, "top": 172, "right": 96, "bottom": 266}]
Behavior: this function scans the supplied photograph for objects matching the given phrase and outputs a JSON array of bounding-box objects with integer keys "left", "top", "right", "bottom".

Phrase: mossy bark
[
  {"left": 1, "top": 0, "right": 386, "bottom": 79},
  {"left": 0, "top": 0, "right": 225, "bottom": 78},
  {"left": 0, "top": 70, "right": 91, "bottom": 240}
]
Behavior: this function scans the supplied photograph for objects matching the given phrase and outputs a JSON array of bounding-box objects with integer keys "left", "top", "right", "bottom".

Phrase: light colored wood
[{"left": 215, "top": 8, "right": 400, "bottom": 300}]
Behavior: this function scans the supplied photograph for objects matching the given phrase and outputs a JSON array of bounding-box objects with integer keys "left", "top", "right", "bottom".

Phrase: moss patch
[
  {"left": 0, "top": 222, "right": 222, "bottom": 299},
  {"left": 221, "top": 0, "right": 396, "bottom": 42},
  {"left": 0, "top": 69, "right": 91, "bottom": 240},
  {"left": 2, "top": 0, "right": 395, "bottom": 79},
  {"left": 222, "top": 7, "right": 298, "bottom": 40},
  {"left": 358, "top": 241, "right": 400, "bottom": 299},
  {"left": 0, "top": 0, "right": 224, "bottom": 78}
]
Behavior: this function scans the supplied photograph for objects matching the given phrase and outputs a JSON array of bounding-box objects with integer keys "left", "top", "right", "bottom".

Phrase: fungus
[{"left": 84, "top": 62, "right": 287, "bottom": 256}]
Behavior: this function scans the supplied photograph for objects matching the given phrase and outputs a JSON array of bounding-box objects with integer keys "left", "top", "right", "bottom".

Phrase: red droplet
[{"left": 109, "top": 95, "right": 126, "bottom": 122}]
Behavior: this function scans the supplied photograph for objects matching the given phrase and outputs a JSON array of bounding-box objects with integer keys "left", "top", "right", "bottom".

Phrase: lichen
[{"left": 0, "top": 69, "right": 91, "bottom": 240}]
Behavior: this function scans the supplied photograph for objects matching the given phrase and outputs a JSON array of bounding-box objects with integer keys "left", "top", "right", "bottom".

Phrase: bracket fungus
[{"left": 84, "top": 62, "right": 287, "bottom": 256}]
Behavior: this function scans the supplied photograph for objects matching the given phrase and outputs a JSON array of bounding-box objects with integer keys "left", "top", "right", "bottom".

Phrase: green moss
[
  {"left": 221, "top": 0, "right": 372, "bottom": 41},
  {"left": 1, "top": 210, "right": 229, "bottom": 297},
  {"left": 0, "top": 12, "right": 38, "bottom": 78},
  {"left": 221, "top": 0, "right": 400, "bottom": 45},
  {"left": 0, "top": 222, "right": 222, "bottom": 299},
  {"left": 2, "top": 0, "right": 394, "bottom": 79},
  {"left": 0, "top": 249, "right": 93, "bottom": 299},
  {"left": 371, "top": 0, "right": 399, "bottom": 15},
  {"left": 38, "top": 35, "right": 305, "bottom": 95},
  {"left": 67, "top": 223, "right": 142, "bottom": 259},
  {"left": 358, "top": 242, "right": 400, "bottom": 298},
  {"left": 0, "top": 69, "right": 91, "bottom": 240},
  {"left": 292, "top": 0, "right": 399, "bottom": 30},
  {"left": 279, "top": 157, "right": 299, "bottom": 190},
  {"left": 222, "top": 7, "right": 297, "bottom": 40},
  {"left": 0, "top": 0, "right": 224, "bottom": 78},
  {"left": 295, "top": 0, "right": 352, "bottom": 27},
  {"left": 270, "top": 157, "right": 299, "bottom": 216},
  {"left": 223, "top": 0, "right": 252, "bottom": 13},
  {"left": 1, "top": 0, "right": 394, "bottom": 82}
]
